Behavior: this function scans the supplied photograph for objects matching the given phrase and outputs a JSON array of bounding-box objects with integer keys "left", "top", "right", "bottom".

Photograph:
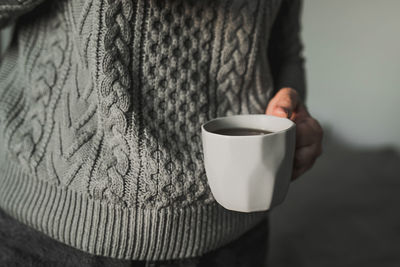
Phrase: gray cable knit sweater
[{"left": 0, "top": 0, "right": 305, "bottom": 261}]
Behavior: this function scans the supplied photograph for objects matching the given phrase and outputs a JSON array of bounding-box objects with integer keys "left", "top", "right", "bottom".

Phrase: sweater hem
[{"left": 0, "top": 158, "right": 268, "bottom": 260}]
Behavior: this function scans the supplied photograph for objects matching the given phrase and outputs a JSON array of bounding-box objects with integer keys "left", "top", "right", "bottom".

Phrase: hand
[{"left": 265, "top": 87, "right": 323, "bottom": 180}]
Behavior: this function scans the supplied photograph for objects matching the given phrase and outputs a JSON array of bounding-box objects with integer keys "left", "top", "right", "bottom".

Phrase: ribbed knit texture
[{"left": 0, "top": 0, "right": 305, "bottom": 260}]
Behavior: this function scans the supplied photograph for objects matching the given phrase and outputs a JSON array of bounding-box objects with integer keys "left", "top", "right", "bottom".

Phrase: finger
[
  {"left": 294, "top": 144, "right": 322, "bottom": 172},
  {"left": 309, "top": 117, "right": 324, "bottom": 142},
  {"left": 292, "top": 143, "right": 322, "bottom": 180},
  {"left": 266, "top": 97, "right": 291, "bottom": 118},
  {"left": 292, "top": 164, "right": 310, "bottom": 180},
  {"left": 294, "top": 144, "right": 318, "bottom": 169},
  {"left": 292, "top": 167, "right": 304, "bottom": 180},
  {"left": 266, "top": 88, "right": 300, "bottom": 118},
  {"left": 295, "top": 121, "right": 317, "bottom": 148},
  {"left": 292, "top": 153, "right": 319, "bottom": 180},
  {"left": 291, "top": 103, "right": 310, "bottom": 122},
  {"left": 295, "top": 118, "right": 323, "bottom": 148},
  {"left": 268, "top": 105, "right": 290, "bottom": 118}
]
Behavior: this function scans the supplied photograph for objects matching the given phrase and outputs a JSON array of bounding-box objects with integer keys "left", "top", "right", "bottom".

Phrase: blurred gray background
[
  {"left": 269, "top": 1, "right": 400, "bottom": 266},
  {"left": 1, "top": 1, "right": 399, "bottom": 266},
  {"left": 303, "top": 0, "right": 400, "bottom": 151}
]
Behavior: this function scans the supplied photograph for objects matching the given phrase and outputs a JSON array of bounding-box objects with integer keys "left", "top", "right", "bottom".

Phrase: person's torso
[
  {"left": 0, "top": 0, "right": 281, "bottom": 207},
  {"left": 0, "top": 0, "right": 281, "bottom": 260}
]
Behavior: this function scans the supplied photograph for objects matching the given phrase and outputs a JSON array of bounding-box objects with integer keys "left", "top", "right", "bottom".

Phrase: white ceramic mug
[{"left": 201, "top": 114, "right": 296, "bottom": 212}]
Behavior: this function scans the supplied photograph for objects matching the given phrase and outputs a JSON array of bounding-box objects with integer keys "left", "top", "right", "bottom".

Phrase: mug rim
[{"left": 201, "top": 114, "right": 296, "bottom": 139}]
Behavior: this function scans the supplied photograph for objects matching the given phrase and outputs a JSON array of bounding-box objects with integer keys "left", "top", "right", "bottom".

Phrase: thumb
[
  {"left": 265, "top": 88, "right": 300, "bottom": 119},
  {"left": 268, "top": 106, "right": 291, "bottom": 118}
]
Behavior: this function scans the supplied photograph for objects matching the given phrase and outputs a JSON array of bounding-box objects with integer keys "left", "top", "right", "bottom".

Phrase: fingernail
[{"left": 280, "top": 107, "right": 290, "bottom": 118}]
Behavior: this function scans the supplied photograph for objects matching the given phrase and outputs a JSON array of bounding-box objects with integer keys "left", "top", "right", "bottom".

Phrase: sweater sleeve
[
  {"left": 0, "top": 0, "right": 45, "bottom": 30},
  {"left": 267, "top": 0, "right": 307, "bottom": 102}
]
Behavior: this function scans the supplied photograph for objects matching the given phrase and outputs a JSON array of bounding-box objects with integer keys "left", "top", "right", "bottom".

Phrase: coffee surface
[{"left": 212, "top": 128, "right": 272, "bottom": 136}]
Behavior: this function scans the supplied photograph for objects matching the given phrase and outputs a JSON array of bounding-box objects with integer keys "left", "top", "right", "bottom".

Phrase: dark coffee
[{"left": 212, "top": 128, "right": 272, "bottom": 136}]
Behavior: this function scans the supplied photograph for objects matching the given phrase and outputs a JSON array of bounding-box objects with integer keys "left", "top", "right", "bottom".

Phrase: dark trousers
[{"left": 0, "top": 208, "right": 269, "bottom": 267}]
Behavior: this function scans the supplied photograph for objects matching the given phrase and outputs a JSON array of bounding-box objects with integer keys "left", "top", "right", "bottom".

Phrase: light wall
[{"left": 302, "top": 0, "right": 400, "bottom": 150}]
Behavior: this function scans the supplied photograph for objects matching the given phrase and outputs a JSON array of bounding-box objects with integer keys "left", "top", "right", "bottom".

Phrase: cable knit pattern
[
  {"left": 92, "top": 0, "right": 134, "bottom": 204},
  {"left": 140, "top": 0, "right": 216, "bottom": 208},
  {"left": 7, "top": 2, "right": 70, "bottom": 179},
  {"left": 0, "top": 0, "right": 306, "bottom": 260},
  {"left": 216, "top": 0, "right": 260, "bottom": 116}
]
